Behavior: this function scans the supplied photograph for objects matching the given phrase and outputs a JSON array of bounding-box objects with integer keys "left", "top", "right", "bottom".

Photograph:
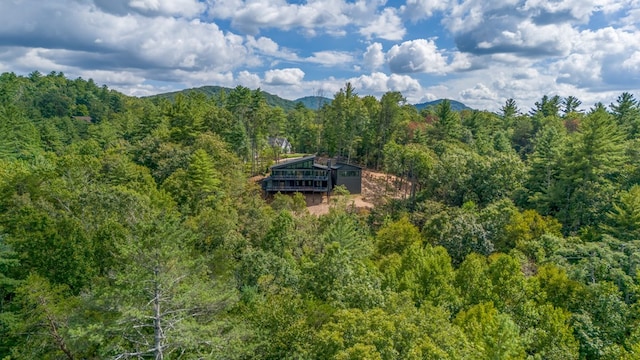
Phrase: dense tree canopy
[{"left": 1, "top": 71, "right": 640, "bottom": 359}]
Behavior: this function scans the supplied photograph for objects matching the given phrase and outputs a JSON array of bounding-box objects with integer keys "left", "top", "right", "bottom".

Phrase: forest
[{"left": 0, "top": 70, "right": 639, "bottom": 359}]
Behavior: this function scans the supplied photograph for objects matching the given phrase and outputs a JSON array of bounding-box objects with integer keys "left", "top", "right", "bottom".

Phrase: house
[
  {"left": 331, "top": 162, "right": 362, "bottom": 194},
  {"left": 267, "top": 137, "right": 292, "bottom": 154},
  {"left": 262, "top": 155, "right": 362, "bottom": 195}
]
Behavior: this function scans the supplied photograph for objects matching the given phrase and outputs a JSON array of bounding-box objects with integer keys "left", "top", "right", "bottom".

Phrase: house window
[{"left": 339, "top": 170, "right": 360, "bottom": 177}]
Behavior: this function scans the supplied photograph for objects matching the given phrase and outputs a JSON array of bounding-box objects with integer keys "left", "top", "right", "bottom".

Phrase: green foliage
[
  {"left": 245, "top": 290, "right": 321, "bottom": 359},
  {"left": 395, "top": 243, "right": 458, "bottom": 309},
  {"left": 422, "top": 205, "right": 493, "bottom": 265},
  {"left": 603, "top": 185, "right": 640, "bottom": 241},
  {"left": 375, "top": 215, "right": 421, "bottom": 256},
  {"left": 503, "top": 209, "right": 563, "bottom": 259},
  {"left": 513, "top": 301, "right": 579, "bottom": 359},
  {"left": 610, "top": 92, "right": 640, "bottom": 137},
  {"left": 303, "top": 241, "right": 384, "bottom": 309},
  {"left": 551, "top": 107, "right": 627, "bottom": 232},
  {"left": 270, "top": 192, "right": 307, "bottom": 214},
  {"left": 0, "top": 103, "right": 42, "bottom": 159},
  {"left": 433, "top": 99, "right": 463, "bottom": 142},
  {"left": 311, "top": 300, "right": 472, "bottom": 360},
  {"left": 501, "top": 98, "right": 520, "bottom": 120},
  {"left": 10, "top": 274, "right": 80, "bottom": 359},
  {"left": 96, "top": 214, "right": 246, "bottom": 359},
  {"left": 454, "top": 302, "right": 525, "bottom": 359},
  {"left": 1, "top": 72, "right": 640, "bottom": 358}
]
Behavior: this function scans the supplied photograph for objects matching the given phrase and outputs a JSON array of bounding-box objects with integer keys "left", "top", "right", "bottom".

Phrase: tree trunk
[{"left": 153, "top": 265, "right": 164, "bottom": 360}]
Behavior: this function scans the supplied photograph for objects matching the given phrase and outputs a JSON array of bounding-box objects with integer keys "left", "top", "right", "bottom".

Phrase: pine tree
[
  {"left": 553, "top": 106, "right": 627, "bottom": 231},
  {"left": 100, "top": 215, "right": 243, "bottom": 359},
  {"left": 434, "top": 99, "right": 462, "bottom": 142},
  {"left": 609, "top": 92, "right": 640, "bottom": 137}
]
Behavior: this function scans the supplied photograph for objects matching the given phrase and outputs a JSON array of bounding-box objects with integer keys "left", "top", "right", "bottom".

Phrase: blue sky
[{"left": 0, "top": 0, "right": 639, "bottom": 111}]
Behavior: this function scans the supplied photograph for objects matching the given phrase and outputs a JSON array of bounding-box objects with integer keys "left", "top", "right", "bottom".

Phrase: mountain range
[{"left": 146, "top": 86, "right": 472, "bottom": 111}]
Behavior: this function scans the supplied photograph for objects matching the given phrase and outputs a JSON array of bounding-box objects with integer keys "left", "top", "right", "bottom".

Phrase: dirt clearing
[{"left": 304, "top": 170, "right": 409, "bottom": 216}]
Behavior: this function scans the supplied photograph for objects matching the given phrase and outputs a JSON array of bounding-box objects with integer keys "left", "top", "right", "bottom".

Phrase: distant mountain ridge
[
  {"left": 293, "top": 96, "right": 332, "bottom": 110},
  {"left": 146, "top": 85, "right": 472, "bottom": 111},
  {"left": 413, "top": 99, "right": 473, "bottom": 111},
  {"left": 145, "top": 85, "right": 303, "bottom": 111}
]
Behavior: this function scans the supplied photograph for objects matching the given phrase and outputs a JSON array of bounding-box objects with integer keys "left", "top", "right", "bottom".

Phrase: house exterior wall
[
  {"left": 262, "top": 157, "right": 361, "bottom": 195},
  {"left": 262, "top": 156, "right": 332, "bottom": 193},
  {"left": 334, "top": 169, "right": 361, "bottom": 194}
]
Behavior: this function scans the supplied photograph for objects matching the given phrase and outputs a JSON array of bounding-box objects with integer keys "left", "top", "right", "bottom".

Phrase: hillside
[
  {"left": 292, "top": 95, "right": 332, "bottom": 110},
  {"left": 414, "top": 98, "right": 473, "bottom": 111},
  {"left": 146, "top": 85, "right": 472, "bottom": 112},
  {"left": 2, "top": 71, "right": 640, "bottom": 359},
  {"left": 146, "top": 85, "right": 300, "bottom": 111}
]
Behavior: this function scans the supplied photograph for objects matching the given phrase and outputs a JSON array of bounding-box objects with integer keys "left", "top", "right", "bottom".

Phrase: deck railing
[{"left": 264, "top": 185, "right": 329, "bottom": 193}]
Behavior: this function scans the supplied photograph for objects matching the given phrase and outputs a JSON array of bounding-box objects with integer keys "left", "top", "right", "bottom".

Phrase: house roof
[
  {"left": 268, "top": 136, "right": 291, "bottom": 147},
  {"left": 331, "top": 162, "right": 363, "bottom": 170},
  {"left": 270, "top": 155, "right": 316, "bottom": 169}
]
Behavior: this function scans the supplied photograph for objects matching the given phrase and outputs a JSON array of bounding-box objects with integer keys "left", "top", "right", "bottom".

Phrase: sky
[{"left": 0, "top": 0, "right": 639, "bottom": 111}]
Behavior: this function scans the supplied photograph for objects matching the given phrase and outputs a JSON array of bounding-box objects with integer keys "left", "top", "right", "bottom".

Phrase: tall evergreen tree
[
  {"left": 553, "top": 106, "right": 627, "bottom": 231},
  {"left": 531, "top": 95, "right": 561, "bottom": 118},
  {"left": 562, "top": 96, "right": 583, "bottom": 116},
  {"left": 501, "top": 98, "right": 519, "bottom": 119},
  {"left": 98, "top": 215, "right": 243, "bottom": 359},
  {"left": 434, "top": 99, "right": 462, "bottom": 142},
  {"left": 527, "top": 122, "right": 567, "bottom": 211},
  {"left": 609, "top": 92, "right": 640, "bottom": 137}
]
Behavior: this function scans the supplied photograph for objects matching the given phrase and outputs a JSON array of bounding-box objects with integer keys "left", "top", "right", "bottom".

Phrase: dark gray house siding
[
  {"left": 262, "top": 156, "right": 362, "bottom": 195},
  {"left": 331, "top": 163, "right": 362, "bottom": 194},
  {"left": 262, "top": 156, "right": 332, "bottom": 193}
]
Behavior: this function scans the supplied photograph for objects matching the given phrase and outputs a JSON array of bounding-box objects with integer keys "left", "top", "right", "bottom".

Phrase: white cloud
[
  {"left": 460, "top": 83, "right": 498, "bottom": 101},
  {"left": 511, "top": 67, "right": 540, "bottom": 80},
  {"left": 134, "top": 19, "right": 250, "bottom": 71},
  {"left": 386, "top": 39, "right": 448, "bottom": 74},
  {"left": 619, "top": 7, "right": 640, "bottom": 27},
  {"left": 551, "top": 53, "right": 602, "bottom": 87},
  {"left": 236, "top": 70, "right": 262, "bottom": 88},
  {"left": 123, "top": 83, "right": 170, "bottom": 97},
  {"left": 220, "top": 0, "right": 351, "bottom": 35},
  {"left": 359, "top": 8, "right": 406, "bottom": 41},
  {"left": 445, "top": 0, "right": 522, "bottom": 34},
  {"left": 448, "top": 51, "right": 475, "bottom": 71},
  {"left": 573, "top": 26, "right": 639, "bottom": 54},
  {"left": 363, "top": 43, "right": 385, "bottom": 70},
  {"left": 264, "top": 68, "right": 305, "bottom": 85},
  {"left": 246, "top": 36, "right": 279, "bottom": 54},
  {"left": 622, "top": 51, "right": 640, "bottom": 72},
  {"left": 522, "top": 0, "right": 596, "bottom": 23},
  {"left": 208, "top": 0, "right": 408, "bottom": 41},
  {"left": 0, "top": 1, "right": 259, "bottom": 73},
  {"left": 0, "top": 0, "right": 637, "bottom": 115},
  {"left": 348, "top": 72, "right": 422, "bottom": 101},
  {"left": 350, "top": 72, "right": 390, "bottom": 92},
  {"left": 245, "top": 36, "right": 299, "bottom": 61},
  {"left": 509, "top": 21, "right": 575, "bottom": 55},
  {"left": 443, "top": 0, "right": 616, "bottom": 58},
  {"left": 387, "top": 74, "right": 422, "bottom": 93},
  {"left": 128, "top": 0, "right": 205, "bottom": 17},
  {"left": 172, "top": 69, "right": 236, "bottom": 88},
  {"left": 13, "top": 48, "right": 69, "bottom": 73},
  {"left": 203, "top": 0, "right": 245, "bottom": 18},
  {"left": 306, "top": 51, "right": 354, "bottom": 66},
  {"left": 402, "top": 0, "right": 450, "bottom": 21},
  {"left": 76, "top": 69, "right": 146, "bottom": 86},
  {"left": 548, "top": 26, "right": 640, "bottom": 87}
]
